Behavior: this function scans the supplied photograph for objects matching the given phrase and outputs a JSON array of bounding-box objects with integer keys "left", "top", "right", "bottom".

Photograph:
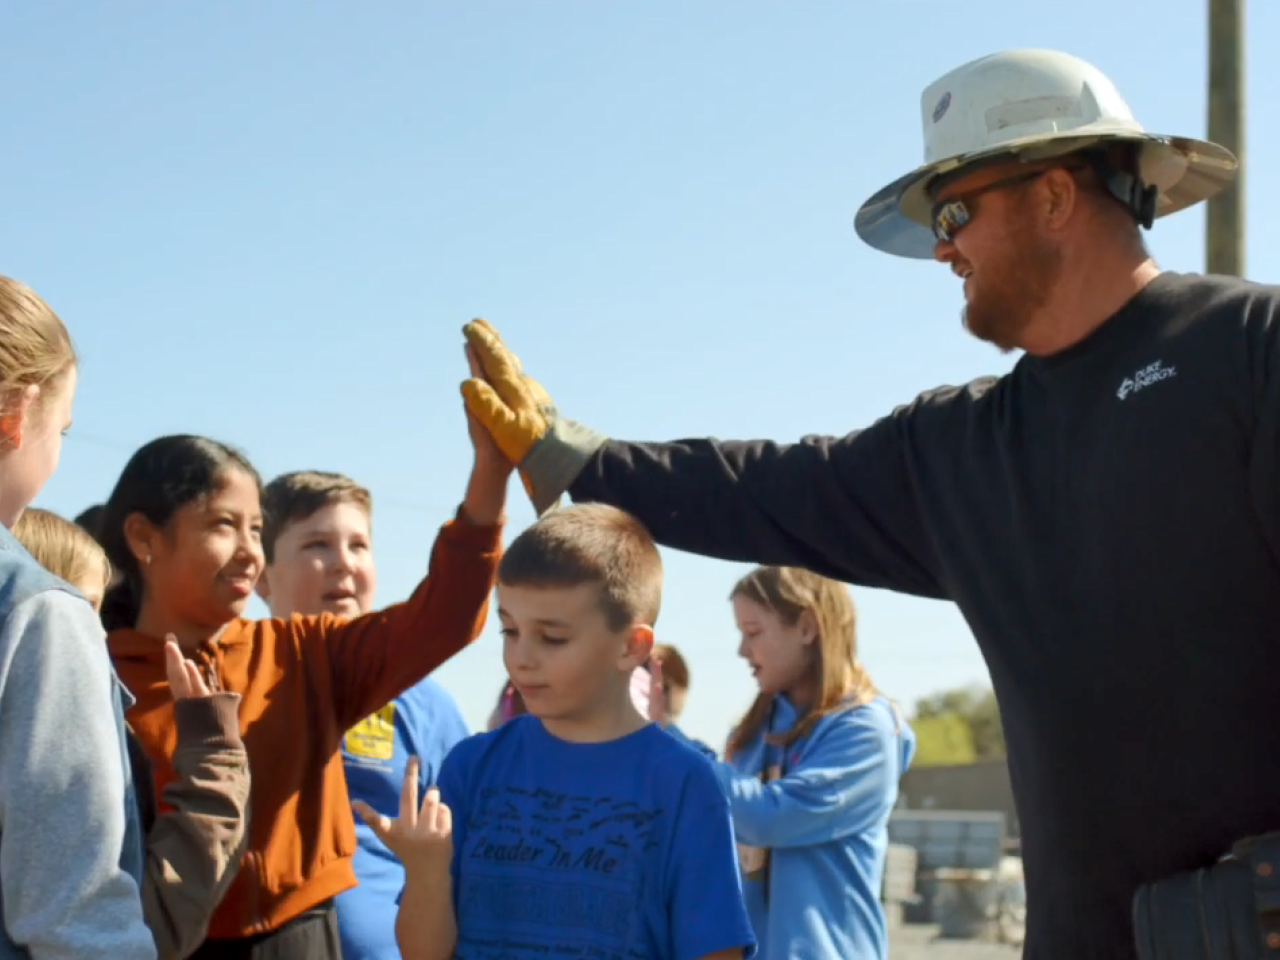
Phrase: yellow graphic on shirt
[{"left": 345, "top": 703, "right": 396, "bottom": 762}]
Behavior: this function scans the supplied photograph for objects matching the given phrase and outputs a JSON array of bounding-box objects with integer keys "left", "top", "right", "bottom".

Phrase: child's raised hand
[
  {"left": 164, "top": 637, "right": 212, "bottom": 700},
  {"left": 464, "top": 341, "right": 515, "bottom": 474},
  {"left": 353, "top": 757, "right": 453, "bottom": 875}
]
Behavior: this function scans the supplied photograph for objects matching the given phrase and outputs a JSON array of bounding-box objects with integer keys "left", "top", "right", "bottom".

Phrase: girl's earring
[{"left": 145, "top": 554, "right": 152, "bottom": 566}]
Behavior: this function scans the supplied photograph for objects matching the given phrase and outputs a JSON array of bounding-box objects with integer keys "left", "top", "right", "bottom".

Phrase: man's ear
[
  {"left": 1040, "top": 166, "right": 1081, "bottom": 232},
  {"left": 621, "top": 623, "right": 655, "bottom": 671}
]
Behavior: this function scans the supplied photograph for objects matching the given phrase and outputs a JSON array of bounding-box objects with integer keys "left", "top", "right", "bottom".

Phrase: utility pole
[{"left": 1205, "top": 0, "right": 1245, "bottom": 275}]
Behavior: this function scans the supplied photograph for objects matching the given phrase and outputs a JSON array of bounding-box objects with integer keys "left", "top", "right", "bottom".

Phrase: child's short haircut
[
  {"left": 498, "top": 503, "right": 663, "bottom": 630},
  {"left": 261, "top": 470, "right": 373, "bottom": 563},
  {"left": 14, "top": 507, "right": 111, "bottom": 589},
  {"left": 653, "top": 644, "right": 690, "bottom": 690}
]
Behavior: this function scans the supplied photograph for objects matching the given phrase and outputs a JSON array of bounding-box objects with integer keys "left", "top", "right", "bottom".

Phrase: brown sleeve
[
  {"left": 321, "top": 505, "right": 502, "bottom": 730},
  {"left": 141, "top": 693, "right": 251, "bottom": 960}
]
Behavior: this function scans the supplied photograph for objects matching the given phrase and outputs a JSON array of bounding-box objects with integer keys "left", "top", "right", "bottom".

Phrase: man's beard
[{"left": 961, "top": 221, "right": 1062, "bottom": 354}]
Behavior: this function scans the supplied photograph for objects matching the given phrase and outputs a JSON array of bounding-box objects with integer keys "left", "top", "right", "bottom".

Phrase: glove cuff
[{"left": 520, "top": 409, "right": 607, "bottom": 515}]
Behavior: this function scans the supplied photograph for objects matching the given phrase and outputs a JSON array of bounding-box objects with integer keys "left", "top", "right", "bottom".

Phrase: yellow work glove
[{"left": 461, "top": 318, "right": 607, "bottom": 515}]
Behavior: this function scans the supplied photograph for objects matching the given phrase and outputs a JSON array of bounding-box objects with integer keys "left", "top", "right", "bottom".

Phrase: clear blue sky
[{"left": 3, "top": 0, "right": 1275, "bottom": 747}]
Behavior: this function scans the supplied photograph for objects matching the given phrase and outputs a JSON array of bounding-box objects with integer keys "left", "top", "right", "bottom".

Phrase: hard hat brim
[{"left": 852, "top": 130, "right": 1239, "bottom": 259}]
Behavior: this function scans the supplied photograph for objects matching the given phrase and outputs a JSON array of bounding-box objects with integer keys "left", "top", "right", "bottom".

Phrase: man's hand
[
  {"left": 353, "top": 758, "right": 453, "bottom": 876},
  {"left": 461, "top": 318, "right": 607, "bottom": 515},
  {"left": 461, "top": 319, "right": 553, "bottom": 466}
]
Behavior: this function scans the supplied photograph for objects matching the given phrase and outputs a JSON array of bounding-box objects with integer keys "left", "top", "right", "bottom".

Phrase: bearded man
[{"left": 462, "top": 49, "right": 1280, "bottom": 960}]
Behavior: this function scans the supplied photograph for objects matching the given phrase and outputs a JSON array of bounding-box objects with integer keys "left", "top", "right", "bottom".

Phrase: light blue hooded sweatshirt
[
  {"left": 0, "top": 524, "right": 155, "bottom": 960},
  {"left": 674, "top": 695, "right": 914, "bottom": 960}
]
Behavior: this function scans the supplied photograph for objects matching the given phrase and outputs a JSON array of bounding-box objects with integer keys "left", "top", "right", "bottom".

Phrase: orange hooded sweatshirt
[{"left": 109, "top": 507, "right": 500, "bottom": 939}]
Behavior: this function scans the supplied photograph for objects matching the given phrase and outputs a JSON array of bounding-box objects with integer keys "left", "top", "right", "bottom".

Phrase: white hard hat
[{"left": 854, "top": 49, "right": 1239, "bottom": 259}]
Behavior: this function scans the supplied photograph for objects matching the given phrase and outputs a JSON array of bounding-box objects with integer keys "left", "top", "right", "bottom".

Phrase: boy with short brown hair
[
  {"left": 362, "top": 502, "right": 756, "bottom": 960},
  {"left": 258, "top": 471, "right": 373, "bottom": 618},
  {"left": 257, "top": 470, "right": 471, "bottom": 960}
]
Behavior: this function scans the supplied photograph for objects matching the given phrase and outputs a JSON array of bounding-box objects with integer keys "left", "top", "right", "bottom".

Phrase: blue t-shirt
[
  {"left": 438, "top": 715, "right": 757, "bottom": 960},
  {"left": 336, "top": 677, "right": 470, "bottom": 960}
]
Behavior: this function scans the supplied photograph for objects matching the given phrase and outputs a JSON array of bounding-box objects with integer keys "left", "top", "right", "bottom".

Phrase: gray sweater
[{"left": 0, "top": 568, "right": 156, "bottom": 957}]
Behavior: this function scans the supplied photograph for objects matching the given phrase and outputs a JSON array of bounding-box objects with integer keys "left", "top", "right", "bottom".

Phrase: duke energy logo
[{"left": 1116, "top": 359, "right": 1176, "bottom": 400}]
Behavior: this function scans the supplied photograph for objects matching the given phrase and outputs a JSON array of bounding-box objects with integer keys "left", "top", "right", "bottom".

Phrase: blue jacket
[
  {"left": 675, "top": 695, "right": 914, "bottom": 960},
  {"left": 0, "top": 523, "right": 155, "bottom": 959}
]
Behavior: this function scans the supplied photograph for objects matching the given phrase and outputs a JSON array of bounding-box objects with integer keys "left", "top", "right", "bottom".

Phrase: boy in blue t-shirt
[
  {"left": 257, "top": 469, "right": 471, "bottom": 960},
  {"left": 359, "top": 503, "right": 756, "bottom": 960}
]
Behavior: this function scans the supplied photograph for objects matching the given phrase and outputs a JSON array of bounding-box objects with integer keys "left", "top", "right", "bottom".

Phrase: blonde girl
[
  {"left": 0, "top": 275, "right": 154, "bottom": 958},
  {"left": 13, "top": 506, "right": 112, "bottom": 608},
  {"left": 659, "top": 565, "right": 915, "bottom": 960}
]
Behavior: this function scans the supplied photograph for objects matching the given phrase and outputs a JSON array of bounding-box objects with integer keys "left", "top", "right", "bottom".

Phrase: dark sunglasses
[{"left": 930, "top": 165, "right": 1084, "bottom": 243}]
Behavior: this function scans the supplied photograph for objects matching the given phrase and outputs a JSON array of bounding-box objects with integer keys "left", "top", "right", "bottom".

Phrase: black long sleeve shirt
[{"left": 569, "top": 271, "right": 1280, "bottom": 960}]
